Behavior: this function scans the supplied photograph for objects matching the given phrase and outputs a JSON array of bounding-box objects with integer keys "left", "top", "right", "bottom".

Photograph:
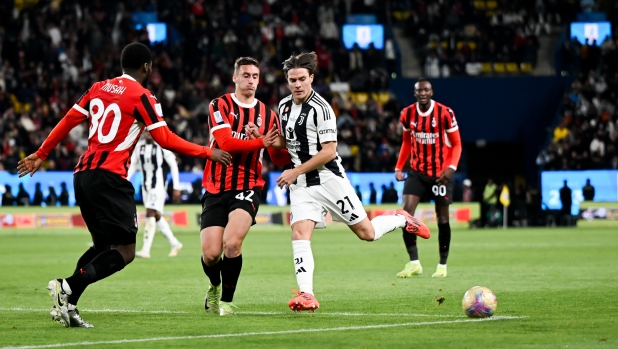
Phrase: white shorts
[
  {"left": 142, "top": 187, "right": 166, "bottom": 213},
  {"left": 289, "top": 177, "right": 367, "bottom": 229}
]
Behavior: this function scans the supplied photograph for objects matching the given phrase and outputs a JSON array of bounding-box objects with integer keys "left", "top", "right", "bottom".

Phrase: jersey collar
[
  {"left": 231, "top": 93, "right": 258, "bottom": 108},
  {"left": 119, "top": 73, "right": 137, "bottom": 82},
  {"left": 416, "top": 99, "right": 435, "bottom": 116}
]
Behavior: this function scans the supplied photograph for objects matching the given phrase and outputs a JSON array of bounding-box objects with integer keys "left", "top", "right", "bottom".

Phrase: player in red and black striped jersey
[
  {"left": 200, "top": 57, "right": 290, "bottom": 316},
  {"left": 17, "top": 43, "right": 231, "bottom": 327},
  {"left": 394, "top": 78, "right": 462, "bottom": 279}
]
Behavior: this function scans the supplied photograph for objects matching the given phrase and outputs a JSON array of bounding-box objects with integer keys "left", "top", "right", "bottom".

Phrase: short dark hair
[
  {"left": 121, "top": 43, "right": 152, "bottom": 71},
  {"left": 416, "top": 77, "right": 433, "bottom": 88},
  {"left": 234, "top": 57, "right": 260, "bottom": 73},
  {"left": 282, "top": 52, "right": 318, "bottom": 77}
]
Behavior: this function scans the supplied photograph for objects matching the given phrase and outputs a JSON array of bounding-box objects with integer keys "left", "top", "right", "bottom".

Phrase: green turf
[{"left": 0, "top": 214, "right": 617, "bottom": 348}]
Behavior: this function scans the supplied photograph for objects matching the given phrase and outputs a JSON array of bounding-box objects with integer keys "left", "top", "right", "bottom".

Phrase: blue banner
[
  {"left": 0, "top": 171, "right": 204, "bottom": 207},
  {"left": 541, "top": 170, "right": 618, "bottom": 215}
]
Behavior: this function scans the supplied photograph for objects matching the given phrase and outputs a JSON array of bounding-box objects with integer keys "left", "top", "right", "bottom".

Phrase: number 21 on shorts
[{"left": 432, "top": 185, "right": 447, "bottom": 196}]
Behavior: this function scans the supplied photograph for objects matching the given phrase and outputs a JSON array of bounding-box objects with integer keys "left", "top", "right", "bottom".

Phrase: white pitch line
[
  {"left": 1, "top": 308, "right": 459, "bottom": 317},
  {"left": 1, "top": 308, "right": 189, "bottom": 314},
  {"left": 0, "top": 316, "right": 525, "bottom": 349},
  {"left": 242, "top": 311, "right": 460, "bottom": 317}
]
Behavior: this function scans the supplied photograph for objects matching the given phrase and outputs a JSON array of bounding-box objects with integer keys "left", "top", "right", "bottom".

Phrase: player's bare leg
[
  {"left": 289, "top": 220, "right": 319, "bottom": 312},
  {"left": 398, "top": 194, "right": 424, "bottom": 278},
  {"left": 200, "top": 226, "right": 224, "bottom": 313},
  {"left": 153, "top": 211, "right": 183, "bottom": 257},
  {"left": 217, "top": 209, "right": 253, "bottom": 316},
  {"left": 432, "top": 205, "right": 451, "bottom": 278}
]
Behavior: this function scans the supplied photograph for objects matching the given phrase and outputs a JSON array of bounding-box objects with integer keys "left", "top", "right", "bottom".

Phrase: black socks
[
  {"left": 65, "top": 249, "right": 126, "bottom": 305},
  {"left": 403, "top": 222, "right": 451, "bottom": 264},
  {"left": 220, "top": 254, "right": 243, "bottom": 302},
  {"left": 403, "top": 228, "right": 419, "bottom": 261},
  {"left": 438, "top": 222, "right": 451, "bottom": 265},
  {"left": 201, "top": 256, "right": 222, "bottom": 286}
]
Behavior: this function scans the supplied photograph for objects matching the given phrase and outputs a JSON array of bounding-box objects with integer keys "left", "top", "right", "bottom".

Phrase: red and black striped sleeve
[{"left": 35, "top": 86, "right": 93, "bottom": 160}]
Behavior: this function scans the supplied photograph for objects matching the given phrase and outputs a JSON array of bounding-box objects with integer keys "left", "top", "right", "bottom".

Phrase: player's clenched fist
[
  {"left": 209, "top": 149, "right": 232, "bottom": 166},
  {"left": 244, "top": 122, "right": 260, "bottom": 139}
]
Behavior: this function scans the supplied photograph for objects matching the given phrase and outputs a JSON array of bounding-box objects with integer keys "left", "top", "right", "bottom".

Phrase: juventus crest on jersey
[
  {"left": 278, "top": 91, "right": 346, "bottom": 187},
  {"left": 127, "top": 140, "right": 180, "bottom": 192}
]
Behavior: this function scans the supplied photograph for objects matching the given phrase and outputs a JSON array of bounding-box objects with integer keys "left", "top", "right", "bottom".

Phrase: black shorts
[
  {"left": 74, "top": 170, "right": 137, "bottom": 245},
  {"left": 200, "top": 189, "right": 261, "bottom": 229},
  {"left": 403, "top": 171, "right": 453, "bottom": 206}
]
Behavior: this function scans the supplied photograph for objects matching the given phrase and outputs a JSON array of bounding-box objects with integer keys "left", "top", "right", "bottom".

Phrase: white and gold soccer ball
[{"left": 462, "top": 286, "right": 497, "bottom": 318}]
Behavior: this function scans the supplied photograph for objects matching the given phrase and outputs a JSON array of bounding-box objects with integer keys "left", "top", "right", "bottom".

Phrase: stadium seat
[
  {"left": 506, "top": 62, "right": 519, "bottom": 73},
  {"left": 374, "top": 92, "right": 391, "bottom": 105},
  {"left": 486, "top": 1, "right": 498, "bottom": 9},
  {"left": 520, "top": 62, "right": 533, "bottom": 73},
  {"left": 473, "top": 1, "right": 486, "bottom": 9},
  {"left": 481, "top": 62, "right": 492, "bottom": 73},
  {"left": 350, "top": 92, "right": 369, "bottom": 105},
  {"left": 457, "top": 41, "right": 464, "bottom": 50},
  {"left": 493, "top": 63, "right": 506, "bottom": 73},
  {"left": 441, "top": 41, "right": 448, "bottom": 49},
  {"left": 468, "top": 41, "right": 477, "bottom": 51}
]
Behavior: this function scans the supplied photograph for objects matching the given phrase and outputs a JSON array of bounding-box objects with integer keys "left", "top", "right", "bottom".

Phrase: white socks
[
  {"left": 157, "top": 218, "right": 180, "bottom": 246},
  {"left": 292, "top": 240, "right": 314, "bottom": 295},
  {"left": 141, "top": 217, "right": 157, "bottom": 253},
  {"left": 371, "top": 214, "right": 407, "bottom": 240}
]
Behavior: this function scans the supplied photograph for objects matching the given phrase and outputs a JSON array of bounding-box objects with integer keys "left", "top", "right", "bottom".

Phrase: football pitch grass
[{"left": 1, "top": 208, "right": 617, "bottom": 348}]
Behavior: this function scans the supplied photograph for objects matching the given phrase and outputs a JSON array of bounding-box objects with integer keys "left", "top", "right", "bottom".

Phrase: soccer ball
[{"left": 461, "top": 286, "right": 497, "bottom": 318}]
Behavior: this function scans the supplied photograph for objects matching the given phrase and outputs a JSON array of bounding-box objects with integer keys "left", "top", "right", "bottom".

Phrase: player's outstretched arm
[
  {"left": 276, "top": 141, "right": 336, "bottom": 188},
  {"left": 149, "top": 127, "right": 231, "bottom": 165},
  {"left": 17, "top": 108, "right": 88, "bottom": 177}
]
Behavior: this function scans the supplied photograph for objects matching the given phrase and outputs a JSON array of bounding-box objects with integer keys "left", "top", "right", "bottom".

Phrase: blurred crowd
[
  {"left": 0, "top": 0, "right": 403, "bottom": 176},
  {"left": 538, "top": 36, "right": 618, "bottom": 170},
  {"left": 398, "top": 0, "right": 581, "bottom": 77}
]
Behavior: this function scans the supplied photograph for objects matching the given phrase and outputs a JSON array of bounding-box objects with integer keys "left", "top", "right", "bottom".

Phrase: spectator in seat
[{"left": 554, "top": 120, "right": 569, "bottom": 143}]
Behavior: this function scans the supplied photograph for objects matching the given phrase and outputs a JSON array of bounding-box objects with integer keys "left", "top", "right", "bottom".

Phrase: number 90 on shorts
[{"left": 403, "top": 171, "right": 453, "bottom": 206}]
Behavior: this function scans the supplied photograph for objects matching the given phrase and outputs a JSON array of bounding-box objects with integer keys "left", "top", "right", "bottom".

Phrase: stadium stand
[
  {"left": 0, "top": 0, "right": 402, "bottom": 176},
  {"left": 397, "top": 0, "right": 580, "bottom": 77},
  {"left": 538, "top": 38, "right": 618, "bottom": 171}
]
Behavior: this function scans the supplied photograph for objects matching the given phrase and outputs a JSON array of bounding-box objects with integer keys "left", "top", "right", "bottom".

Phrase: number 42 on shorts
[{"left": 235, "top": 190, "right": 255, "bottom": 202}]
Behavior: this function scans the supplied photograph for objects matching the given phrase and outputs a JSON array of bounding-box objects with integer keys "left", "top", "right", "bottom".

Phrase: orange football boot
[
  {"left": 288, "top": 289, "right": 320, "bottom": 312},
  {"left": 396, "top": 209, "right": 431, "bottom": 239}
]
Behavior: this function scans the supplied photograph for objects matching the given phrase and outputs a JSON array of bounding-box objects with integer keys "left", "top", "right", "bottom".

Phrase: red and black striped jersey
[
  {"left": 36, "top": 74, "right": 167, "bottom": 178},
  {"left": 398, "top": 100, "right": 460, "bottom": 178},
  {"left": 204, "top": 93, "right": 280, "bottom": 194}
]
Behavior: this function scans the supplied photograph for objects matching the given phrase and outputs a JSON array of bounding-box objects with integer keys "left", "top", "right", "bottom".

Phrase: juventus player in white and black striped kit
[
  {"left": 271, "top": 52, "right": 431, "bottom": 312},
  {"left": 127, "top": 131, "right": 183, "bottom": 258}
]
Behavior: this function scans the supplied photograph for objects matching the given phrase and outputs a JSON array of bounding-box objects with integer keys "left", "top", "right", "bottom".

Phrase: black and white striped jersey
[
  {"left": 127, "top": 140, "right": 180, "bottom": 192},
  {"left": 278, "top": 90, "right": 346, "bottom": 187}
]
